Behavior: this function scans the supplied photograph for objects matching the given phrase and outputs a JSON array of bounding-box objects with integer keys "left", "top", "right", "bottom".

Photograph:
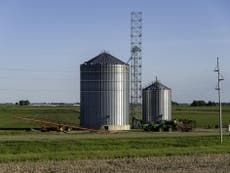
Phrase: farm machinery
[
  {"left": 14, "top": 116, "right": 110, "bottom": 134},
  {"left": 142, "top": 119, "right": 194, "bottom": 132}
]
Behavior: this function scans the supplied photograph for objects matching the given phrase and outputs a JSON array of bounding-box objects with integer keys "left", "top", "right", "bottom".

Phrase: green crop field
[
  {"left": 0, "top": 105, "right": 230, "bottom": 129},
  {"left": 0, "top": 105, "right": 230, "bottom": 172},
  {"left": 0, "top": 132, "right": 230, "bottom": 172},
  {"left": 0, "top": 105, "right": 80, "bottom": 128},
  {"left": 0, "top": 133, "right": 229, "bottom": 162},
  {"left": 173, "top": 105, "right": 230, "bottom": 128}
]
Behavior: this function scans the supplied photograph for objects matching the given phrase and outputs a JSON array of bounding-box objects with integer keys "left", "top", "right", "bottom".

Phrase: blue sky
[{"left": 0, "top": 0, "right": 229, "bottom": 103}]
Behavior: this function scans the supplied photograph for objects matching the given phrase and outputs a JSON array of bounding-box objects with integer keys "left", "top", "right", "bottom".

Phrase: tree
[
  {"left": 172, "top": 101, "right": 179, "bottom": 105},
  {"left": 191, "top": 100, "right": 206, "bottom": 106},
  {"left": 19, "top": 100, "right": 30, "bottom": 106},
  {"left": 206, "top": 101, "right": 217, "bottom": 106}
]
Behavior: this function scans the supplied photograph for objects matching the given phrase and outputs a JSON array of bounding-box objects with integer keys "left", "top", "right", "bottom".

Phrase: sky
[{"left": 0, "top": 0, "right": 229, "bottom": 103}]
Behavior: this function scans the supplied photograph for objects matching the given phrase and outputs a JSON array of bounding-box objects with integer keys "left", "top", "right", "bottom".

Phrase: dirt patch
[{"left": 0, "top": 154, "right": 230, "bottom": 173}]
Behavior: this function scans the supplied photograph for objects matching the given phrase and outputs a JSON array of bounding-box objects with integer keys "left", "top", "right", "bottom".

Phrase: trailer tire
[
  {"left": 159, "top": 127, "right": 163, "bottom": 132},
  {"left": 168, "top": 127, "right": 173, "bottom": 132},
  {"left": 146, "top": 125, "right": 152, "bottom": 131}
]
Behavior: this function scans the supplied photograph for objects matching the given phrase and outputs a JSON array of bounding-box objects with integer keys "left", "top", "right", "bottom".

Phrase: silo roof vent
[{"left": 85, "top": 52, "right": 127, "bottom": 65}]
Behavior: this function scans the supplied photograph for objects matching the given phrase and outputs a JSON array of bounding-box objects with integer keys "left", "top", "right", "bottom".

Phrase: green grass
[
  {"left": 173, "top": 105, "right": 230, "bottom": 128},
  {"left": 0, "top": 105, "right": 230, "bottom": 129},
  {"left": 0, "top": 105, "right": 80, "bottom": 128},
  {"left": 0, "top": 105, "right": 229, "bottom": 163},
  {"left": 0, "top": 135, "right": 230, "bottom": 162}
]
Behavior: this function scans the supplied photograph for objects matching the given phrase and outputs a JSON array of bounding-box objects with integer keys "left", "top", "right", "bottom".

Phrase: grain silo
[
  {"left": 142, "top": 78, "right": 172, "bottom": 123},
  {"left": 80, "top": 52, "right": 130, "bottom": 130}
]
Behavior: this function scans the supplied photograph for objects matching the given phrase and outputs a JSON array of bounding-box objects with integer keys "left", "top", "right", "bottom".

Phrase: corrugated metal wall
[
  {"left": 142, "top": 83, "right": 171, "bottom": 123},
  {"left": 80, "top": 63, "right": 129, "bottom": 129}
]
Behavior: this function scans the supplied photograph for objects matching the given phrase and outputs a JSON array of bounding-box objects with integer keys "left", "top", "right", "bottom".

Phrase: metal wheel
[
  {"left": 168, "top": 127, "right": 173, "bottom": 132},
  {"left": 159, "top": 127, "right": 163, "bottom": 132}
]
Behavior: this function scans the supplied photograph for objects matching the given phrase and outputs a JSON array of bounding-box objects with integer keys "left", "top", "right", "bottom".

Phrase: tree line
[
  {"left": 173, "top": 100, "right": 230, "bottom": 106},
  {"left": 16, "top": 100, "right": 30, "bottom": 106}
]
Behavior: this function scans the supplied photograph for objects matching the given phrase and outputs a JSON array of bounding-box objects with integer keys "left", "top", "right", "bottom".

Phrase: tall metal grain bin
[
  {"left": 80, "top": 52, "right": 130, "bottom": 130},
  {"left": 142, "top": 79, "right": 172, "bottom": 123}
]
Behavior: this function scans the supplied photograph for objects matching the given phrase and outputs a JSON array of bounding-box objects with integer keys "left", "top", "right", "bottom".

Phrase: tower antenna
[
  {"left": 214, "top": 57, "right": 224, "bottom": 143},
  {"left": 130, "top": 12, "right": 142, "bottom": 127}
]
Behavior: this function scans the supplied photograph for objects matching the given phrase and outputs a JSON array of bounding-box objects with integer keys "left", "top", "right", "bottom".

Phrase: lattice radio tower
[{"left": 130, "top": 12, "right": 142, "bottom": 126}]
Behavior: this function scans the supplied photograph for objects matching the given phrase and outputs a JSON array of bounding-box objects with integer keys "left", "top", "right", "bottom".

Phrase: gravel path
[
  {"left": 0, "top": 128, "right": 228, "bottom": 141},
  {"left": 0, "top": 154, "right": 229, "bottom": 173}
]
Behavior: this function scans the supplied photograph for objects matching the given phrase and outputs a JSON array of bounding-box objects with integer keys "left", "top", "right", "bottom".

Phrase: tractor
[
  {"left": 142, "top": 120, "right": 177, "bottom": 132},
  {"left": 142, "top": 119, "right": 194, "bottom": 132}
]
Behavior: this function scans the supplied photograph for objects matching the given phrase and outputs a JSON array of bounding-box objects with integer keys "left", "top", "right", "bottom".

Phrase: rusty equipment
[{"left": 14, "top": 116, "right": 110, "bottom": 134}]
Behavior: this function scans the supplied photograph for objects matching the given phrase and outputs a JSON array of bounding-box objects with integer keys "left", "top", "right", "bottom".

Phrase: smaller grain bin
[{"left": 142, "top": 78, "right": 172, "bottom": 123}]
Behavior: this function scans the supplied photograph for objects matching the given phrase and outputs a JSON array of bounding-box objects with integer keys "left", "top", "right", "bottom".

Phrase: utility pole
[
  {"left": 214, "top": 57, "right": 224, "bottom": 143},
  {"left": 130, "top": 12, "right": 142, "bottom": 128}
]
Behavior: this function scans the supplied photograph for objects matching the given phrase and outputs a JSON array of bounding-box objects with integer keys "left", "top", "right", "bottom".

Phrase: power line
[
  {"left": 0, "top": 68, "right": 74, "bottom": 73},
  {"left": 0, "top": 89, "right": 76, "bottom": 92},
  {"left": 0, "top": 76, "right": 74, "bottom": 81}
]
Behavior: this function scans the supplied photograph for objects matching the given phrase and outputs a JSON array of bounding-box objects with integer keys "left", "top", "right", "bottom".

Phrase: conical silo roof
[
  {"left": 85, "top": 52, "right": 127, "bottom": 65},
  {"left": 143, "top": 79, "right": 171, "bottom": 90}
]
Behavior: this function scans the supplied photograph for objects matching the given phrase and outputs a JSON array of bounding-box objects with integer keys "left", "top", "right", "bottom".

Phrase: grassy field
[
  {"left": 1, "top": 104, "right": 230, "bottom": 129},
  {"left": 173, "top": 105, "right": 230, "bottom": 128},
  {"left": 0, "top": 105, "right": 230, "bottom": 172},
  {"left": 0, "top": 105, "right": 80, "bottom": 128},
  {"left": 0, "top": 133, "right": 230, "bottom": 162}
]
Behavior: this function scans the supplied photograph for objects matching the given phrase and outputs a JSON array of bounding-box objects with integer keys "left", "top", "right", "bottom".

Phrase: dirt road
[
  {"left": 0, "top": 128, "right": 228, "bottom": 141},
  {"left": 0, "top": 154, "right": 229, "bottom": 173}
]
